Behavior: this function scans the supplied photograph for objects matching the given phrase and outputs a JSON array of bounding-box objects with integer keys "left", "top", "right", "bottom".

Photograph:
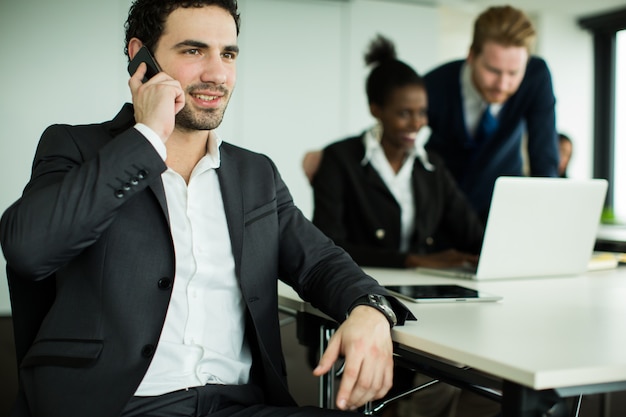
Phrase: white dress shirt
[{"left": 133, "top": 125, "right": 251, "bottom": 396}]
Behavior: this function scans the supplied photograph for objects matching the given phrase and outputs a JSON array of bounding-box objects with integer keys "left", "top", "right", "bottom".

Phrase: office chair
[
  {"left": 5, "top": 266, "right": 57, "bottom": 416},
  {"left": 301, "top": 150, "right": 323, "bottom": 185}
]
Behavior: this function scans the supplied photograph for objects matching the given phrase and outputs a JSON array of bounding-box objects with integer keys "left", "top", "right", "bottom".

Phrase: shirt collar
[
  {"left": 361, "top": 124, "right": 385, "bottom": 165},
  {"left": 204, "top": 130, "right": 222, "bottom": 169},
  {"left": 461, "top": 62, "right": 485, "bottom": 112},
  {"left": 361, "top": 124, "right": 434, "bottom": 171},
  {"left": 189, "top": 131, "right": 222, "bottom": 179}
]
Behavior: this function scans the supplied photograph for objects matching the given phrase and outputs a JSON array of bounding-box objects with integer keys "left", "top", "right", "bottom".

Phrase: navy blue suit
[{"left": 424, "top": 57, "right": 559, "bottom": 220}]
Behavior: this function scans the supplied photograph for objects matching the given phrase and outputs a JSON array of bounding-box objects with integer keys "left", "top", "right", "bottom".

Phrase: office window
[
  {"left": 614, "top": 29, "right": 626, "bottom": 222},
  {"left": 579, "top": 8, "right": 626, "bottom": 224}
]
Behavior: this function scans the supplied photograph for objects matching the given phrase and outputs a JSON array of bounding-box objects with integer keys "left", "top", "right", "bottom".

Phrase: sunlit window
[{"left": 613, "top": 29, "right": 626, "bottom": 223}]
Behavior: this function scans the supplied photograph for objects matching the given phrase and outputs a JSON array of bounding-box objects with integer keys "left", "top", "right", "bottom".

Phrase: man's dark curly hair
[{"left": 124, "top": 0, "right": 240, "bottom": 60}]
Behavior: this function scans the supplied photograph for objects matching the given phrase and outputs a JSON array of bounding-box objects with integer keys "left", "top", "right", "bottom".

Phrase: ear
[
  {"left": 369, "top": 103, "right": 382, "bottom": 119},
  {"left": 466, "top": 48, "right": 475, "bottom": 66},
  {"left": 127, "top": 38, "right": 145, "bottom": 60}
]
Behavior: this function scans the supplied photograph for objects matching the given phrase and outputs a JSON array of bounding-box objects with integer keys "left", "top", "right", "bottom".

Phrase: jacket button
[
  {"left": 141, "top": 344, "right": 155, "bottom": 358},
  {"left": 375, "top": 229, "right": 385, "bottom": 240},
  {"left": 158, "top": 278, "right": 172, "bottom": 290},
  {"left": 114, "top": 189, "right": 125, "bottom": 199},
  {"left": 123, "top": 182, "right": 132, "bottom": 191},
  {"left": 137, "top": 170, "right": 148, "bottom": 180}
]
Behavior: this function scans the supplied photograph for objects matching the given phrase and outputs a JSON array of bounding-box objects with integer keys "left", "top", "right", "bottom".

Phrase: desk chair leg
[
  {"left": 362, "top": 378, "right": 441, "bottom": 415},
  {"left": 319, "top": 325, "right": 336, "bottom": 409},
  {"left": 570, "top": 395, "right": 582, "bottom": 417}
]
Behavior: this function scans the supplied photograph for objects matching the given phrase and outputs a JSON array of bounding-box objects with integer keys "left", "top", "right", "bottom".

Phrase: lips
[
  {"left": 402, "top": 132, "right": 418, "bottom": 142},
  {"left": 189, "top": 91, "right": 226, "bottom": 109},
  {"left": 486, "top": 89, "right": 507, "bottom": 101}
]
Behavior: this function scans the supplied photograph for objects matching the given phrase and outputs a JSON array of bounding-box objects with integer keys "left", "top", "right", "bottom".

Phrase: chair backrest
[{"left": 301, "top": 150, "right": 323, "bottom": 185}]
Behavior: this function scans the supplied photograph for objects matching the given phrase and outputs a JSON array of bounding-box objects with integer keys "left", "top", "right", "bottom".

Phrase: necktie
[{"left": 475, "top": 105, "right": 498, "bottom": 144}]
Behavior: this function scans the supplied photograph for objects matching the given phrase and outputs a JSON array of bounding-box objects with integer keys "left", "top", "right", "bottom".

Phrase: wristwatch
[{"left": 348, "top": 294, "right": 397, "bottom": 328}]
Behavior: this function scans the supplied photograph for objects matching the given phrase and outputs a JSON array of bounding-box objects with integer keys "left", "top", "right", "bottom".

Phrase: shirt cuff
[{"left": 134, "top": 123, "right": 167, "bottom": 161}]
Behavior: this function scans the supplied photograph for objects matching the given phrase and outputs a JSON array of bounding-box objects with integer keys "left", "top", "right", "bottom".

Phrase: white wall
[
  {"left": 0, "top": 0, "right": 600, "bottom": 314},
  {"left": 533, "top": 12, "right": 594, "bottom": 180}
]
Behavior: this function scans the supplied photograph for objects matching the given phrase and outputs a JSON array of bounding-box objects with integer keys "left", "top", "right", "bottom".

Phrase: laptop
[{"left": 418, "top": 177, "right": 608, "bottom": 280}]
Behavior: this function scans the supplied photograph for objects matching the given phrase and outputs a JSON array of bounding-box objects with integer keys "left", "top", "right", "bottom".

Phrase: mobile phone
[{"left": 127, "top": 46, "right": 161, "bottom": 82}]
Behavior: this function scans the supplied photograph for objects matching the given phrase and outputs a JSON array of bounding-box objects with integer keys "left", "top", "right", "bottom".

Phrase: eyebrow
[{"left": 174, "top": 39, "right": 239, "bottom": 54}]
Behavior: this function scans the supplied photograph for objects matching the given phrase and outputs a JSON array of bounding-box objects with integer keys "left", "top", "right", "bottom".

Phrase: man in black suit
[{"left": 0, "top": 1, "right": 412, "bottom": 416}]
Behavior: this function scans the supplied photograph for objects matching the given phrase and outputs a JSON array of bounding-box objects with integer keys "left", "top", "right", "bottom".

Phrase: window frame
[{"left": 579, "top": 8, "right": 626, "bottom": 215}]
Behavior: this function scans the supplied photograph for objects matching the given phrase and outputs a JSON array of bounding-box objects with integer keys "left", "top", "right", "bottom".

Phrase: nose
[
  {"left": 200, "top": 54, "right": 228, "bottom": 85},
  {"left": 495, "top": 74, "right": 509, "bottom": 91}
]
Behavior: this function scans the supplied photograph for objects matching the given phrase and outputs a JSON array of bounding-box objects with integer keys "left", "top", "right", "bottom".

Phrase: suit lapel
[
  {"left": 107, "top": 103, "right": 137, "bottom": 136},
  {"left": 356, "top": 137, "right": 396, "bottom": 200},
  {"left": 215, "top": 145, "right": 244, "bottom": 278},
  {"left": 411, "top": 165, "right": 428, "bottom": 243},
  {"left": 363, "top": 164, "right": 397, "bottom": 204},
  {"left": 148, "top": 181, "right": 170, "bottom": 226}
]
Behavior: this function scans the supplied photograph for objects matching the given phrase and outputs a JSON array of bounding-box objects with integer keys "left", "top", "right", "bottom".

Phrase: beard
[
  {"left": 175, "top": 84, "right": 232, "bottom": 131},
  {"left": 481, "top": 90, "right": 507, "bottom": 104},
  {"left": 175, "top": 105, "right": 227, "bottom": 131}
]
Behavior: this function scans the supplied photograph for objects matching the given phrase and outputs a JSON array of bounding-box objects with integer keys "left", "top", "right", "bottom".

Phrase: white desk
[{"left": 278, "top": 267, "right": 626, "bottom": 416}]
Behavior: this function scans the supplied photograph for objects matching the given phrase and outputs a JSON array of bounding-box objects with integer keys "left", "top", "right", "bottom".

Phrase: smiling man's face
[{"left": 153, "top": 5, "right": 239, "bottom": 131}]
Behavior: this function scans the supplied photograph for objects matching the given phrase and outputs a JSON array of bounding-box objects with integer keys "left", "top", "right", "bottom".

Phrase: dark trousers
[{"left": 121, "top": 384, "right": 356, "bottom": 417}]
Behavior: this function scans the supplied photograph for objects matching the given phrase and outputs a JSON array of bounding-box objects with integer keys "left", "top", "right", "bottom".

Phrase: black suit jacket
[
  {"left": 0, "top": 105, "right": 409, "bottom": 417},
  {"left": 312, "top": 135, "right": 484, "bottom": 268}
]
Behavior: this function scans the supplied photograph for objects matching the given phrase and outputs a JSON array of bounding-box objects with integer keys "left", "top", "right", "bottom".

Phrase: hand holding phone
[
  {"left": 128, "top": 45, "right": 184, "bottom": 142},
  {"left": 127, "top": 46, "right": 162, "bottom": 82}
]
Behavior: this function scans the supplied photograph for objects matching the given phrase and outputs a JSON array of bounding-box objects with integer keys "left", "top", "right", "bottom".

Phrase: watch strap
[{"left": 348, "top": 294, "right": 397, "bottom": 328}]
